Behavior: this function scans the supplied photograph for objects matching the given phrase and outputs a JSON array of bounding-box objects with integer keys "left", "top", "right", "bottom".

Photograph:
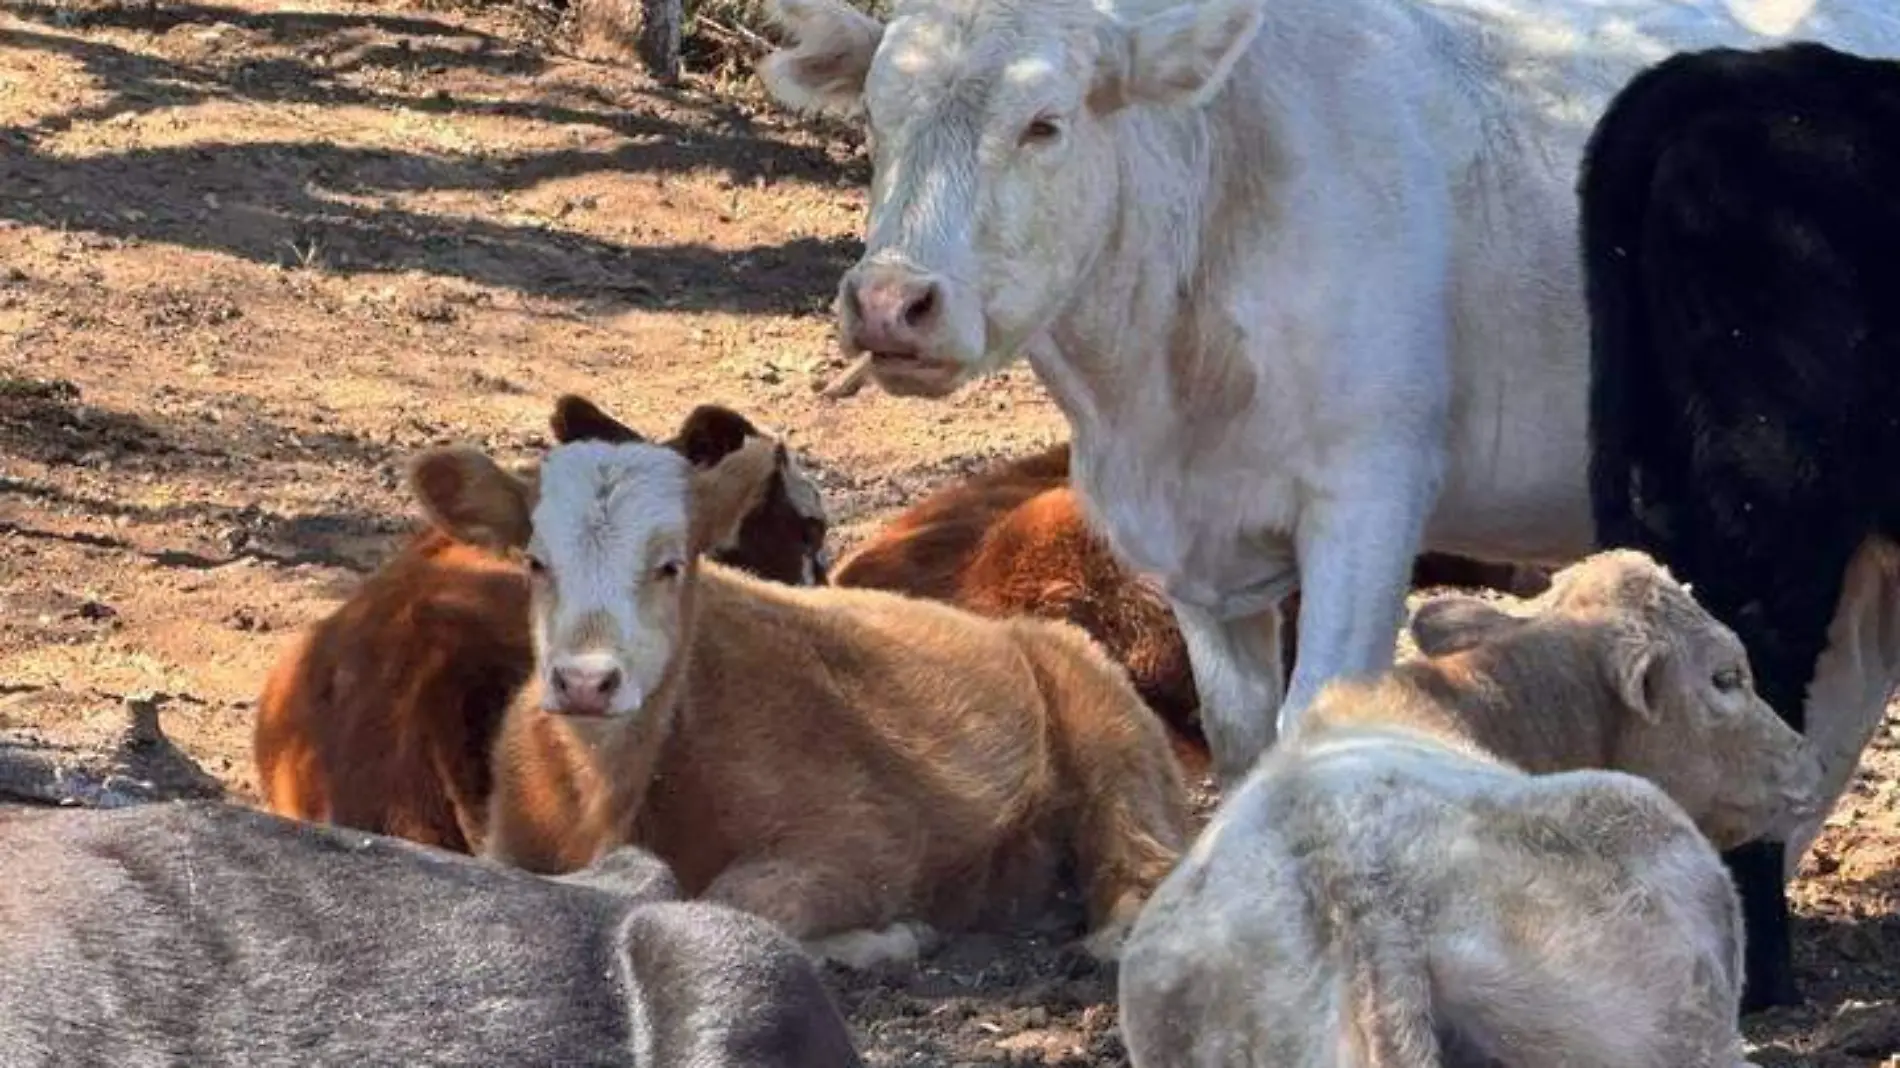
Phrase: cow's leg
[
  {"left": 1169, "top": 600, "right": 1285, "bottom": 789},
  {"left": 701, "top": 855, "right": 931, "bottom": 969},
  {"left": 1279, "top": 471, "right": 1435, "bottom": 738},
  {"left": 1785, "top": 538, "right": 1900, "bottom": 874}
]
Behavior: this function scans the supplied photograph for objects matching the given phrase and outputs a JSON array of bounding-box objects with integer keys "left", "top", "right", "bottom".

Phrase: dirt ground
[{"left": 0, "top": 2, "right": 1895, "bottom": 1064}]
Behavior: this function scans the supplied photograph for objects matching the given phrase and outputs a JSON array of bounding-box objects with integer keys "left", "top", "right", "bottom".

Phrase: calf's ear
[
  {"left": 689, "top": 438, "right": 782, "bottom": 556},
  {"left": 550, "top": 394, "right": 645, "bottom": 445},
  {"left": 409, "top": 447, "right": 536, "bottom": 550},
  {"left": 1408, "top": 594, "right": 1523, "bottom": 657},
  {"left": 759, "top": 0, "right": 884, "bottom": 117},
  {"left": 1092, "top": 0, "right": 1266, "bottom": 112},
  {"left": 1606, "top": 625, "right": 1668, "bottom": 722},
  {"left": 673, "top": 404, "right": 761, "bottom": 467}
]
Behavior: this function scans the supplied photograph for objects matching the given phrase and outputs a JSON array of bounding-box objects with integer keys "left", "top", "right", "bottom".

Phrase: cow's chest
[{"left": 1070, "top": 439, "right": 1301, "bottom": 617}]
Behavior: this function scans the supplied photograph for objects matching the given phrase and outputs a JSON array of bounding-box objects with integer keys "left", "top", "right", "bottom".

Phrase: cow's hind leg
[{"left": 1785, "top": 537, "right": 1900, "bottom": 872}]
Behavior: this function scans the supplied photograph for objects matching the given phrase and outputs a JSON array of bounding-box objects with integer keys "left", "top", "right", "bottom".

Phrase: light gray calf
[{"left": 1119, "top": 551, "right": 1819, "bottom": 1068}]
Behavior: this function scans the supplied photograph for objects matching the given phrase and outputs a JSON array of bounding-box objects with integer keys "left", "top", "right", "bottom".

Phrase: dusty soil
[{"left": 0, "top": 2, "right": 1894, "bottom": 1064}]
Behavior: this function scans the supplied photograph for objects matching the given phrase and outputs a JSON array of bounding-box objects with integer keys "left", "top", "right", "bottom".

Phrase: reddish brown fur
[
  {"left": 252, "top": 397, "right": 825, "bottom": 852},
  {"left": 833, "top": 443, "right": 1551, "bottom": 774},
  {"left": 254, "top": 528, "right": 528, "bottom": 850}
]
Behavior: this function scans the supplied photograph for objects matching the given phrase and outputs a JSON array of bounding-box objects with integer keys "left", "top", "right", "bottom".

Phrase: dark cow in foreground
[
  {"left": 253, "top": 395, "right": 829, "bottom": 854},
  {"left": 833, "top": 442, "right": 1549, "bottom": 774},
  {"left": 0, "top": 801, "right": 862, "bottom": 1067},
  {"left": 1583, "top": 40, "right": 1900, "bottom": 1010}
]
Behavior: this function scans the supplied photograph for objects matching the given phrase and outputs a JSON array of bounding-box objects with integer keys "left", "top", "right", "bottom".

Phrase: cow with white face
[{"left": 760, "top": 0, "right": 1900, "bottom": 797}]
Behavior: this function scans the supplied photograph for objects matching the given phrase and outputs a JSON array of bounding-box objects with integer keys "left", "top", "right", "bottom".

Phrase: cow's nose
[
  {"left": 843, "top": 270, "right": 941, "bottom": 357},
  {"left": 550, "top": 658, "right": 623, "bottom": 715}
]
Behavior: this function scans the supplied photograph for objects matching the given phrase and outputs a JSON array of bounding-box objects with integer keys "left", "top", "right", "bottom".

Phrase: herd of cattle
[{"left": 4, "top": 0, "right": 1900, "bottom": 1063}]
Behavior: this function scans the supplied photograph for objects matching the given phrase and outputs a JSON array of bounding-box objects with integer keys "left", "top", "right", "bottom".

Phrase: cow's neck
[{"left": 1037, "top": 109, "right": 1197, "bottom": 426}]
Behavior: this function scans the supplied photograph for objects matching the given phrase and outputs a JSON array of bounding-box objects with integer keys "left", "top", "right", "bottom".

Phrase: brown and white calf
[
  {"left": 1119, "top": 550, "right": 1822, "bottom": 1067},
  {"left": 409, "top": 435, "right": 1191, "bottom": 966},
  {"left": 252, "top": 395, "right": 829, "bottom": 854},
  {"left": 833, "top": 441, "right": 1548, "bottom": 775}
]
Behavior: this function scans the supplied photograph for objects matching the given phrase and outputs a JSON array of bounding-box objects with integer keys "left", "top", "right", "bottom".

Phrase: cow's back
[
  {"left": 252, "top": 528, "right": 530, "bottom": 851},
  {"left": 0, "top": 802, "right": 861, "bottom": 1067},
  {"left": 642, "top": 570, "right": 1073, "bottom": 907},
  {"left": 0, "top": 802, "right": 636, "bottom": 1065}
]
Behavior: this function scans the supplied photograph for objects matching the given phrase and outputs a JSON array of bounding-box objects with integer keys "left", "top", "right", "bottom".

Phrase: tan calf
[
  {"left": 1119, "top": 550, "right": 1821, "bottom": 1068},
  {"left": 409, "top": 436, "right": 1190, "bottom": 966},
  {"left": 252, "top": 396, "right": 828, "bottom": 853}
]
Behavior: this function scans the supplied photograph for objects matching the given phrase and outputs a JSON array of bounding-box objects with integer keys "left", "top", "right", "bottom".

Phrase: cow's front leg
[
  {"left": 1170, "top": 600, "right": 1285, "bottom": 789},
  {"left": 1279, "top": 467, "right": 1436, "bottom": 737}
]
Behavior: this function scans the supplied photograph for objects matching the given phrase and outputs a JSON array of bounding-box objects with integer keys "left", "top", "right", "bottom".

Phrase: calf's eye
[
  {"left": 1712, "top": 667, "right": 1745, "bottom": 693},
  {"left": 525, "top": 555, "right": 548, "bottom": 577},
  {"left": 654, "top": 559, "right": 683, "bottom": 581}
]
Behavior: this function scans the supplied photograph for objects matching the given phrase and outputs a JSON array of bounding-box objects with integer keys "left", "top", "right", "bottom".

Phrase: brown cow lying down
[
  {"left": 409, "top": 435, "right": 1191, "bottom": 968},
  {"left": 831, "top": 441, "right": 1551, "bottom": 771},
  {"left": 1119, "top": 550, "right": 1821, "bottom": 1068},
  {"left": 0, "top": 800, "right": 861, "bottom": 1068},
  {"left": 252, "top": 395, "right": 829, "bottom": 854}
]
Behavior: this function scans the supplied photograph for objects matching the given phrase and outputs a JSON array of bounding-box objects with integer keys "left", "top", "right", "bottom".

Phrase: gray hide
[{"left": 0, "top": 800, "right": 863, "bottom": 1067}]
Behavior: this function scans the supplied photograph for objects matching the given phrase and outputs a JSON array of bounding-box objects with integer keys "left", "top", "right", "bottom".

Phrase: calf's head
[
  {"left": 1410, "top": 550, "right": 1822, "bottom": 851},
  {"left": 410, "top": 438, "right": 781, "bottom": 718},
  {"left": 551, "top": 395, "right": 831, "bottom": 585},
  {"left": 761, "top": 0, "right": 1267, "bottom": 396}
]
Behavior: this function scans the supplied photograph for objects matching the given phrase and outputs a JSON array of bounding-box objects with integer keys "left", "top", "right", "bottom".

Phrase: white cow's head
[
  {"left": 762, "top": 0, "right": 1267, "bottom": 397},
  {"left": 410, "top": 438, "right": 780, "bottom": 720}
]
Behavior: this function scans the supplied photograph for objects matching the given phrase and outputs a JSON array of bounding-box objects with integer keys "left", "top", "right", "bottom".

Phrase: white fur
[
  {"left": 1787, "top": 537, "right": 1900, "bottom": 875},
  {"left": 1119, "top": 717, "right": 1754, "bottom": 1066},
  {"left": 803, "top": 921, "right": 935, "bottom": 969},
  {"left": 762, "top": 0, "right": 1900, "bottom": 784},
  {"left": 529, "top": 442, "right": 693, "bottom": 717}
]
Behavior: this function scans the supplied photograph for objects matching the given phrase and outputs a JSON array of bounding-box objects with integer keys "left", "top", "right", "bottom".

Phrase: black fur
[
  {"left": 1581, "top": 41, "right": 1900, "bottom": 1011},
  {"left": 0, "top": 801, "right": 863, "bottom": 1066}
]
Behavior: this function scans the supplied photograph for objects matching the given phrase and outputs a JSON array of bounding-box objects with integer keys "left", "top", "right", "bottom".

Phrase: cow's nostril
[
  {"left": 905, "top": 286, "right": 938, "bottom": 328},
  {"left": 598, "top": 669, "right": 623, "bottom": 700}
]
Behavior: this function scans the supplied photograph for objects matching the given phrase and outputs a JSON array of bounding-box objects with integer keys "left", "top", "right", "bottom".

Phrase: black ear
[
  {"left": 550, "top": 394, "right": 645, "bottom": 445},
  {"left": 673, "top": 405, "right": 762, "bottom": 467}
]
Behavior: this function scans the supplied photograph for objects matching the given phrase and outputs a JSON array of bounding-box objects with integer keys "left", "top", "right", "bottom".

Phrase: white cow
[{"left": 760, "top": 0, "right": 1900, "bottom": 794}]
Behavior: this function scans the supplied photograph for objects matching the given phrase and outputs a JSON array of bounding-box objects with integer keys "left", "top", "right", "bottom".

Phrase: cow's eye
[
  {"left": 525, "top": 555, "right": 548, "bottom": 577},
  {"left": 654, "top": 559, "right": 683, "bottom": 581},
  {"left": 1021, "top": 116, "right": 1062, "bottom": 146}
]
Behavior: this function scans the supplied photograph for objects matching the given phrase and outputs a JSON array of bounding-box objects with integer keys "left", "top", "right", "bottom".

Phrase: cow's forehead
[
  {"left": 531, "top": 442, "right": 690, "bottom": 563},
  {"left": 872, "top": 0, "right": 1100, "bottom": 111}
]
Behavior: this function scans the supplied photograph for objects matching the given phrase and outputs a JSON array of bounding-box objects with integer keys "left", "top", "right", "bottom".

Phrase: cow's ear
[
  {"left": 1092, "top": 0, "right": 1266, "bottom": 112},
  {"left": 673, "top": 405, "right": 760, "bottom": 468},
  {"left": 549, "top": 394, "right": 644, "bottom": 445},
  {"left": 410, "top": 448, "right": 535, "bottom": 550},
  {"left": 760, "top": 0, "right": 884, "bottom": 117}
]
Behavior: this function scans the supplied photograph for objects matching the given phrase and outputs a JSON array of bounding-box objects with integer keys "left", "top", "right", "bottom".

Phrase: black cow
[
  {"left": 1581, "top": 40, "right": 1900, "bottom": 1011},
  {"left": 0, "top": 801, "right": 863, "bottom": 1066}
]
